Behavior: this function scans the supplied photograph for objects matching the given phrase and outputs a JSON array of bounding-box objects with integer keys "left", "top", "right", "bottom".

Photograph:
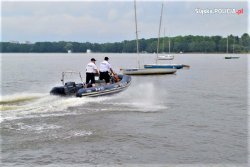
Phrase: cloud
[
  {"left": 1, "top": 1, "right": 248, "bottom": 43},
  {"left": 2, "top": 11, "right": 135, "bottom": 42},
  {"left": 108, "top": 9, "right": 118, "bottom": 21},
  {"left": 2, "top": 1, "right": 136, "bottom": 42}
]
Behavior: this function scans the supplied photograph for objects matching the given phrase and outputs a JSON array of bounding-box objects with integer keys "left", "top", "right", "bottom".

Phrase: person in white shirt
[
  {"left": 99, "top": 57, "right": 115, "bottom": 84},
  {"left": 86, "top": 58, "right": 99, "bottom": 87}
]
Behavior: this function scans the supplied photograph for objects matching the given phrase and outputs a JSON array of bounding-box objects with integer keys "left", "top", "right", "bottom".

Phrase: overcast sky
[{"left": 1, "top": 0, "right": 248, "bottom": 43}]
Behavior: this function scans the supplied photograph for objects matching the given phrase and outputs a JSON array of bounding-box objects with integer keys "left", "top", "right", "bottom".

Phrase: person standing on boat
[
  {"left": 86, "top": 58, "right": 99, "bottom": 87},
  {"left": 99, "top": 57, "right": 115, "bottom": 84}
]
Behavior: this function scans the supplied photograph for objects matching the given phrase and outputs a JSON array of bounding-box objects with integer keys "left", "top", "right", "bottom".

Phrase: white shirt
[
  {"left": 86, "top": 62, "right": 98, "bottom": 73},
  {"left": 100, "top": 60, "right": 112, "bottom": 72}
]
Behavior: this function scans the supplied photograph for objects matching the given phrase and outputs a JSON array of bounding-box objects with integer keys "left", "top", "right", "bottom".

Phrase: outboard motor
[
  {"left": 64, "top": 82, "right": 76, "bottom": 95},
  {"left": 50, "top": 87, "right": 65, "bottom": 95}
]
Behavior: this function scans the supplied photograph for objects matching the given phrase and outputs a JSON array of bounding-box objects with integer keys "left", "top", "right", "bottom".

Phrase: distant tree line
[{"left": 1, "top": 33, "right": 249, "bottom": 53}]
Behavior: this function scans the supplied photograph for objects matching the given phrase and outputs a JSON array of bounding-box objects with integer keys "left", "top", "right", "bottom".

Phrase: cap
[
  {"left": 91, "top": 58, "right": 96, "bottom": 61},
  {"left": 104, "top": 57, "right": 109, "bottom": 60}
]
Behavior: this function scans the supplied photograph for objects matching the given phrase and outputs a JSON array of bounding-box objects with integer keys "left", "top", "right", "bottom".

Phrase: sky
[{"left": 1, "top": 0, "right": 249, "bottom": 43}]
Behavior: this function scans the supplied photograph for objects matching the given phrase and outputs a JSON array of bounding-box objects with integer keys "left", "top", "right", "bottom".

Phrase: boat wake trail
[
  {"left": 104, "top": 82, "right": 168, "bottom": 112},
  {"left": 0, "top": 94, "right": 41, "bottom": 105},
  {"left": 0, "top": 82, "right": 168, "bottom": 122},
  {"left": 0, "top": 93, "right": 108, "bottom": 123}
]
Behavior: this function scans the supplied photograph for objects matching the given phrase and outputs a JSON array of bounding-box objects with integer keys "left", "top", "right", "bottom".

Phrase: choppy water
[{"left": 0, "top": 53, "right": 248, "bottom": 166}]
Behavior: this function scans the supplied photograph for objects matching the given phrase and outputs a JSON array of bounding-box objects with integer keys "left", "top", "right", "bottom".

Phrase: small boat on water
[
  {"left": 144, "top": 64, "right": 189, "bottom": 69},
  {"left": 225, "top": 56, "right": 239, "bottom": 59},
  {"left": 157, "top": 27, "right": 174, "bottom": 61},
  {"left": 224, "top": 36, "right": 240, "bottom": 59},
  {"left": 157, "top": 54, "right": 174, "bottom": 60},
  {"left": 121, "top": 0, "right": 176, "bottom": 76},
  {"left": 121, "top": 68, "right": 177, "bottom": 75},
  {"left": 50, "top": 71, "right": 131, "bottom": 97},
  {"left": 144, "top": 3, "right": 189, "bottom": 71}
]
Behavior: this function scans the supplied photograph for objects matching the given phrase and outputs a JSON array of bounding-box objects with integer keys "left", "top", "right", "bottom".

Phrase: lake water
[{"left": 0, "top": 53, "right": 249, "bottom": 166}]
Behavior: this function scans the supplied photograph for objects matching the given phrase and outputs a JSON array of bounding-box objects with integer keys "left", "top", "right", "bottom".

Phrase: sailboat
[
  {"left": 225, "top": 36, "right": 239, "bottom": 59},
  {"left": 121, "top": 0, "right": 177, "bottom": 75},
  {"left": 157, "top": 28, "right": 174, "bottom": 60},
  {"left": 144, "top": 3, "right": 187, "bottom": 69}
]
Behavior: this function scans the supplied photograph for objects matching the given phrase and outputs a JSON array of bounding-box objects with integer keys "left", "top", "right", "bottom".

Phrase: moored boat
[
  {"left": 121, "top": 68, "right": 177, "bottom": 75},
  {"left": 144, "top": 3, "right": 189, "bottom": 71},
  {"left": 144, "top": 64, "right": 184, "bottom": 69},
  {"left": 225, "top": 56, "right": 240, "bottom": 59},
  {"left": 224, "top": 36, "right": 240, "bottom": 60},
  {"left": 121, "top": 0, "right": 178, "bottom": 76},
  {"left": 157, "top": 54, "right": 174, "bottom": 60}
]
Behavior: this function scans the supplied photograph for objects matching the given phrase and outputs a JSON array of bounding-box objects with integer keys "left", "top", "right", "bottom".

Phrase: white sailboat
[
  {"left": 225, "top": 36, "right": 239, "bottom": 59},
  {"left": 121, "top": 0, "right": 177, "bottom": 75},
  {"left": 144, "top": 3, "right": 186, "bottom": 69},
  {"left": 157, "top": 28, "right": 174, "bottom": 60}
]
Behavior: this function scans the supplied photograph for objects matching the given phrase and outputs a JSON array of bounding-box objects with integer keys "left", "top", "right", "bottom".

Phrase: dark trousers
[
  {"left": 86, "top": 73, "right": 95, "bottom": 84},
  {"left": 100, "top": 71, "right": 110, "bottom": 83}
]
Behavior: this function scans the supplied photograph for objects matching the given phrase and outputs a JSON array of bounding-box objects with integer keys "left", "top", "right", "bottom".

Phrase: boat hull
[
  {"left": 157, "top": 55, "right": 174, "bottom": 60},
  {"left": 225, "top": 57, "right": 240, "bottom": 59},
  {"left": 121, "top": 68, "right": 177, "bottom": 75},
  {"left": 50, "top": 75, "right": 131, "bottom": 97},
  {"left": 144, "top": 64, "right": 184, "bottom": 69}
]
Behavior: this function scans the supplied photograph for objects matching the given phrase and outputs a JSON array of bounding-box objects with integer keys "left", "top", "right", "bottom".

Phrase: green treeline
[{"left": 1, "top": 33, "right": 249, "bottom": 53}]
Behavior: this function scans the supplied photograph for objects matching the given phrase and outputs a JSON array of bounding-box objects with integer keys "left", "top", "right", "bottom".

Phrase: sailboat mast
[
  {"left": 168, "top": 37, "right": 170, "bottom": 54},
  {"left": 163, "top": 27, "right": 165, "bottom": 53},
  {"left": 134, "top": 0, "right": 140, "bottom": 68},
  {"left": 156, "top": 3, "right": 164, "bottom": 64},
  {"left": 226, "top": 36, "right": 228, "bottom": 54},
  {"left": 233, "top": 37, "right": 235, "bottom": 53}
]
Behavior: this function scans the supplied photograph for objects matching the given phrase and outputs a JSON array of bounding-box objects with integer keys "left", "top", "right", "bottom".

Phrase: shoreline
[{"left": 1, "top": 52, "right": 249, "bottom": 54}]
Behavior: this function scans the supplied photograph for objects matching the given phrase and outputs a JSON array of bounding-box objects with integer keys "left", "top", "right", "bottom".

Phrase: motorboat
[{"left": 50, "top": 71, "right": 131, "bottom": 97}]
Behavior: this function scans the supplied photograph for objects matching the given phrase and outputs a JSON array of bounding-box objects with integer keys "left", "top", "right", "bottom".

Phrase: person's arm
[
  {"left": 94, "top": 65, "right": 99, "bottom": 75},
  {"left": 96, "top": 69, "right": 100, "bottom": 75},
  {"left": 110, "top": 68, "right": 115, "bottom": 75},
  {"left": 108, "top": 64, "right": 115, "bottom": 75}
]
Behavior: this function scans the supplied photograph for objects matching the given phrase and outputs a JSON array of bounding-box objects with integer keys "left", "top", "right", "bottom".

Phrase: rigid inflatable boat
[{"left": 50, "top": 71, "right": 131, "bottom": 97}]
